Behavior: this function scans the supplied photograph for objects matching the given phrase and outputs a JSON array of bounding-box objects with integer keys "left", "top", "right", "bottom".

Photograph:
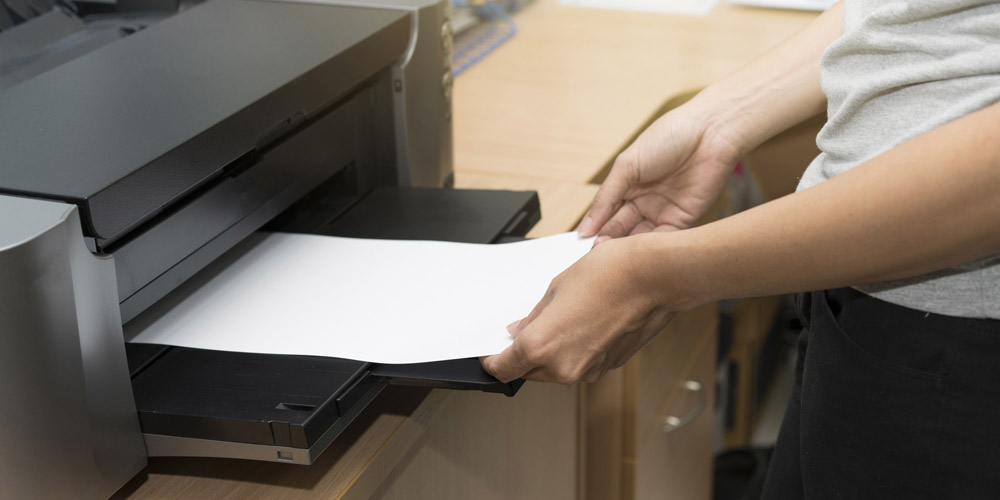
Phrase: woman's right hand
[{"left": 577, "top": 99, "right": 745, "bottom": 243}]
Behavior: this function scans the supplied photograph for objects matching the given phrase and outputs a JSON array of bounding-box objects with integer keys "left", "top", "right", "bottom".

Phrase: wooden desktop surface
[
  {"left": 118, "top": 2, "right": 817, "bottom": 498},
  {"left": 454, "top": 0, "right": 817, "bottom": 184}
]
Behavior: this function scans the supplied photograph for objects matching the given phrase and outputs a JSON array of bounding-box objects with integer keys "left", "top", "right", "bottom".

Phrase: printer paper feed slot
[
  {"left": 123, "top": 186, "right": 549, "bottom": 464},
  {"left": 128, "top": 344, "right": 371, "bottom": 450},
  {"left": 126, "top": 231, "right": 595, "bottom": 364}
]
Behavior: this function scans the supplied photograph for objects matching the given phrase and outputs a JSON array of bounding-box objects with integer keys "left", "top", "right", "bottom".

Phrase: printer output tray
[{"left": 126, "top": 187, "right": 540, "bottom": 464}]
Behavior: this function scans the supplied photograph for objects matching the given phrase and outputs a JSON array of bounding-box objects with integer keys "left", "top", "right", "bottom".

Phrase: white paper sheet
[
  {"left": 127, "top": 232, "right": 595, "bottom": 364},
  {"left": 560, "top": 0, "right": 720, "bottom": 17}
]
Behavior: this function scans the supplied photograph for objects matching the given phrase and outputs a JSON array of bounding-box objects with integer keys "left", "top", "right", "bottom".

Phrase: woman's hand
[
  {"left": 481, "top": 236, "right": 675, "bottom": 384},
  {"left": 577, "top": 102, "right": 743, "bottom": 243},
  {"left": 481, "top": 2, "right": 843, "bottom": 385},
  {"left": 577, "top": 2, "right": 844, "bottom": 243},
  {"left": 491, "top": 95, "right": 1000, "bottom": 385}
]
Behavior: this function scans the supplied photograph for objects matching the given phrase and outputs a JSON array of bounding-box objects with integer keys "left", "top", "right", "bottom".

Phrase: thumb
[
  {"left": 511, "top": 282, "right": 556, "bottom": 336},
  {"left": 481, "top": 338, "right": 535, "bottom": 383},
  {"left": 506, "top": 319, "right": 525, "bottom": 337},
  {"left": 578, "top": 155, "right": 637, "bottom": 237}
]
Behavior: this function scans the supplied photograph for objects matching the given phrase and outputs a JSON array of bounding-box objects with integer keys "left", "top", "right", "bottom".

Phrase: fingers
[
  {"left": 481, "top": 338, "right": 537, "bottom": 383},
  {"left": 485, "top": 283, "right": 558, "bottom": 382},
  {"left": 516, "top": 338, "right": 602, "bottom": 386},
  {"left": 653, "top": 223, "right": 685, "bottom": 233},
  {"left": 513, "top": 284, "right": 554, "bottom": 334},
  {"left": 486, "top": 299, "right": 594, "bottom": 385},
  {"left": 578, "top": 154, "right": 639, "bottom": 237},
  {"left": 596, "top": 201, "right": 643, "bottom": 242},
  {"left": 628, "top": 219, "right": 657, "bottom": 237},
  {"left": 484, "top": 258, "right": 670, "bottom": 386}
]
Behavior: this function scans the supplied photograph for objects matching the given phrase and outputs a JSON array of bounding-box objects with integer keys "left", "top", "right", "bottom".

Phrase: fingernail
[
  {"left": 577, "top": 217, "right": 594, "bottom": 237},
  {"left": 595, "top": 235, "right": 610, "bottom": 245}
]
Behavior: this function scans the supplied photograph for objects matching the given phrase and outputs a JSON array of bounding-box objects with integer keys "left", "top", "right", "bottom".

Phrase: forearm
[
  {"left": 690, "top": 1, "right": 842, "bottom": 156},
  {"left": 637, "top": 98, "right": 1000, "bottom": 310}
]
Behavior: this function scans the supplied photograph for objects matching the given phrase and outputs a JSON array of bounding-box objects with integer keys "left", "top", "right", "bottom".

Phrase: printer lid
[{"left": 0, "top": 0, "right": 410, "bottom": 244}]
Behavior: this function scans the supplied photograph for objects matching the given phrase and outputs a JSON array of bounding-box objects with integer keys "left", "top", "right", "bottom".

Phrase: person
[{"left": 480, "top": 0, "right": 1000, "bottom": 497}]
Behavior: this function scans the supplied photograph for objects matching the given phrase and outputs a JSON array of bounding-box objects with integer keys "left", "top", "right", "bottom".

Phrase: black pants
[{"left": 761, "top": 288, "right": 1000, "bottom": 500}]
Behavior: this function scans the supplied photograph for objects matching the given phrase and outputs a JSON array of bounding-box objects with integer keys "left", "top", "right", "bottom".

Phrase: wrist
[
  {"left": 688, "top": 66, "right": 826, "bottom": 160},
  {"left": 679, "top": 88, "right": 762, "bottom": 164},
  {"left": 623, "top": 232, "right": 715, "bottom": 313}
]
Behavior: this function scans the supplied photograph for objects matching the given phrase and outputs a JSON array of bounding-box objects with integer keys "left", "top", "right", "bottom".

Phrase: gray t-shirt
[{"left": 797, "top": 0, "right": 1000, "bottom": 319}]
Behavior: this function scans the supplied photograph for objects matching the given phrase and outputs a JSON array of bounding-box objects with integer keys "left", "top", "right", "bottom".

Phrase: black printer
[{"left": 0, "top": 1, "right": 539, "bottom": 498}]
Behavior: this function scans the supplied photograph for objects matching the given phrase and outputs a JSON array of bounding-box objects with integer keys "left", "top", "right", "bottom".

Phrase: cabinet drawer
[
  {"left": 632, "top": 329, "right": 716, "bottom": 500},
  {"left": 584, "top": 303, "right": 719, "bottom": 500},
  {"left": 629, "top": 303, "right": 718, "bottom": 455}
]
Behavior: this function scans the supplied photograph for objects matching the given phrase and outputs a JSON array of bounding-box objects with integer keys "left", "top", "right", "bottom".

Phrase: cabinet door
[
  {"left": 586, "top": 304, "right": 718, "bottom": 500},
  {"left": 631, "top": 304, "right": 717, "bottom": 460},
  {"left": 634, "top": 331, "right": 716, "bottom": 500},
  {"left": 369, "top": 381, "right": 580, "bottom": 500}
]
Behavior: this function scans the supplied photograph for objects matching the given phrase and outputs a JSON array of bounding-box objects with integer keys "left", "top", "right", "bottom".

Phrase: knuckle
[
  {"left": 614, "top": 149, "right": 637, "bottom": 172},
  {"left": 554, "top": 372, "right": 576, "bottom": 386},
  {"left": 519, "top": 336, "right": 548, "bottom": 365},
  {"left": 615, "top": 150, "right": 643, "bottom": 180},
  {"left": 556, "top": 364, "right": 588, "bottom": 386},
  {"left": 584, "top": 354, "right": 608, "bottom": 382},
  {"left": 623, "top": 200, "right": 642, "bottom": 218},
  {"left": 592, "top": 185, "right": 611, "bottom": 205},
  {"left": 481, "top": 358, "right": 496, "bottom": 375},
  {"left": 485, "top": 360, "right": 508, "bottom": 379}
]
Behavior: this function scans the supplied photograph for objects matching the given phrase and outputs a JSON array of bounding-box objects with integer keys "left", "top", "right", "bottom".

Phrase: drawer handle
[{"left": 662, "top": 380, "right": 706, "bottom": 434}]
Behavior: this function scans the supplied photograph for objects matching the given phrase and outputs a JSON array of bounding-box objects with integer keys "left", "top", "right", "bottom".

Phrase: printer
[{"left": 0, "top": 0, "right": 539, "bottom": 498}]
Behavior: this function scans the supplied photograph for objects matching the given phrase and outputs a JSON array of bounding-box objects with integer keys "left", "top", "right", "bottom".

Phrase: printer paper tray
[{"left": 126, "top": 186, "right": 540, "bottom": 464}]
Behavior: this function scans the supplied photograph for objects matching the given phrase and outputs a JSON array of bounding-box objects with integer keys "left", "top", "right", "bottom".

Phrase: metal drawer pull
[{"left": 662, "top": 380, "right": 706, "bottom": 434}]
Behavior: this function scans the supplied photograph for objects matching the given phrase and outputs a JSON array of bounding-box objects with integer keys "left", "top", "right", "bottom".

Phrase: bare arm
[
  {"left": 483, "top": 99, "right": 1000, "bottom": 384},
  {"left": 578, "top": 2, "right": 843, "bottom": 239},
  {"left": 645, "top": 98, "right": 1000, "bottom": 310},
  {"left": 693, "top": 1, "right": 842, "bottom": 157}
]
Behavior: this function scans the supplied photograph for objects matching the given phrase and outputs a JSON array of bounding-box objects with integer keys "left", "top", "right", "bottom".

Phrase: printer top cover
[{"left": 0, "top": 0, "right": 410, "bottom": 245}]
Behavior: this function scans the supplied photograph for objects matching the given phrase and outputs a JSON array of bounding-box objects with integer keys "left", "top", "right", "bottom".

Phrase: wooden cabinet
[
  {"left": 586, "top": 303, "right": 719, "bottom": 500},
  {"left": 366, "top": 382, "right": 580, "bottom": 500},
  {"left": 633, "top": 328, "right": 716, "bottom": 500}
]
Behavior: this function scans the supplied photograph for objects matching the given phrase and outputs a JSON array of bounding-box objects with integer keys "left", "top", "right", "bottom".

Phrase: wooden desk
[
  {"left": 454, "top": 0, "right": 817, "bottom": 183},
  {"left": 118, "top": 2, "right": 817, "bottom": 499}
]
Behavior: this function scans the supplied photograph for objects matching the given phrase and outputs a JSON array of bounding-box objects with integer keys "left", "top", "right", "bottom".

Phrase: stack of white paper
[{"left": 127, "top": 232, "right": 595, "bottom": 364}]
